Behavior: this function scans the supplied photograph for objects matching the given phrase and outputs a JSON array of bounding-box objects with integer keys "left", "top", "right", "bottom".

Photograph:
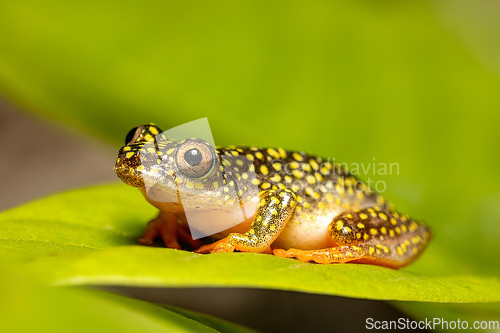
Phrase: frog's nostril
[{"left": 125, "top": 126, "right": 141, "bottom": 145}]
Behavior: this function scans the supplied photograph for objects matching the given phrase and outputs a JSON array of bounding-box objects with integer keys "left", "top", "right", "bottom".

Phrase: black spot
[
  {"left": 184, "top": 148, "right": 202, "bottom": 166},
  {"left": 125, "top": 127, "right": 139, "bottom": 145}
]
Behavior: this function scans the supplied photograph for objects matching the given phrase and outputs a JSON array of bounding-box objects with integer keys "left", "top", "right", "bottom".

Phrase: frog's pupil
[
  {"left": 125, "top": 127, "right": 139, "bottom": 145},
  {"left": 184, "top": 148, "right": 202, "bottom": 166}
]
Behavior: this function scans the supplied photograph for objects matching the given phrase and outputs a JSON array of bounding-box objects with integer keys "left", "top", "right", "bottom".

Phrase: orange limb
[
  {"left": 138, "top": 212, "right": 202, "bottom": 250},
  {"left": 272, "top": 246, "right": 366, "bottom": 264}
]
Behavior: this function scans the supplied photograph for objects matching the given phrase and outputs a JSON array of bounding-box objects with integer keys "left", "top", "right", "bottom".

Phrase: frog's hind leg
[
  {"left": 273, "top": 245, "right": 369, "bottom": 264},
  {"left": 273, "top": 207, "right": 432, "bottom": 268}
]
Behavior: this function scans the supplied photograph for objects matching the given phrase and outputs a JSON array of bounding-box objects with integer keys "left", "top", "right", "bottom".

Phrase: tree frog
[{"left": 114, "top": 124, "right": 432, "bottom": 268}]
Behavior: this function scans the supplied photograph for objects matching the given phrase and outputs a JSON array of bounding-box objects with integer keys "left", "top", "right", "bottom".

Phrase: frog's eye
[{"left": 175, "top": 139, "right": 216, "bottom": 179}]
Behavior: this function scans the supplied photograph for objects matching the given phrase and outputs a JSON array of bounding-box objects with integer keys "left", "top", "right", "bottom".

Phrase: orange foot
[
  {"left": 138, "top": 213, "right": 202, "bottom": 250},
  {"left": 272, "top": 247, "right": 353, "bottom": 264}
]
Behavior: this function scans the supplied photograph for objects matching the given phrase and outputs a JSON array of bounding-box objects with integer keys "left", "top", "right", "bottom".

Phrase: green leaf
[
  {"left": 0, "top": 263, "right": 255, "bottom": 333},
  {"left": 1, "top": 183, "right": 499, "bottom": 304}
]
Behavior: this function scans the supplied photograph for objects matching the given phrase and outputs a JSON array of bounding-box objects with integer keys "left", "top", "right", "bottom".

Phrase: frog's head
[{"left": 114, "top": 124, "right": 255, "bottom": 209}]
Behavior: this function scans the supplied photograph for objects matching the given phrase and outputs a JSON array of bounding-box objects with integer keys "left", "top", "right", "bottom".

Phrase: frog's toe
[{"left": 194, "top": 237, "right": 229, "bottom": 254}]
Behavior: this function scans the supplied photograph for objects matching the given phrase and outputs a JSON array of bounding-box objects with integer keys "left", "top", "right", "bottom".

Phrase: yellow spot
[
  {"left": 413, "top": 247, "right": 418, "bottom": 254},
  {"left": 369, "top": 247, "right": 375, "bottom": 255},
  {"left": 231, "top": 151, "right": 239, "bottom": 156},
  {"left": 212, "top": 182, "right": 218, "bottom": 189},
  {"left": 359, "top": 213, "right": 368, "bottom": 220},
  {"left": 270, "top": 224, "right": 276, "bottom": 231},
  {"left": 306, "top": 175, "right": 316, "bottom": 184},
  {"left": 262, "top": 183, "right": 271, "bottom": 189},
  {"left": 304, "top": 202, "right": 310, "bottom": 209},
  {"left": 346, "top": 213, "right": 353, "bottom": 219},
  {"left": 248, "top": 229, "right": 255, "bottom": 235},
  {"left": 356, "top": 232, "right": 361, "bottom": 239},
  {"left": 256, "top": 216, "right": 262, "bottom": 222},
  {"left": 309, "top": 159, "right": 319, "bottom": 170},
  {"left": 312, "top": 192, "right": 320, "bottom": 199},
  {"left": 397, "top": 247, "right": 403, "bottom": 256},
  {"left": 315, "top": 173, "right": 324, "bottom": 182},
  {"left": 343, "top": 227, "right": 352, "bottom": 233},
  {"left": 255, "top": 152, "right": 264, "bottom": 160},
  {"left": 290, "top": 161, "right": 300, "bottom": 169},
  {"left": 293, "top": 170, "right": 304, "bottom": 179},
  {"left": 302, "top": 164, "right": 311, "bottom": 172},
  {"left": 166, "top": 148, "right": 175, "bottom": 155},
  {"left": 283, "top": 175, "right": 292, "bottom": 183},
  {"left": 395, "top": 227, "right": 401, "bottom": 234},
  {"left": 401, "top": 243, "right": 407, "bottom": 252},
  {"left": 390, "top": 218, "right": 397, "bottom": 226},
  {"left": 370, "top": 228, "right": 378, "bottom": 235},
  {"left": 379, "top": 213, "right": 388, "bottom": 221},
  {"left": 292, "top": 152, "right": 303, "bottom": 161},
  {"left": 278, "top": 147, "right": 287, "bottom": 158},
  {"left": 389, "top": 229, "right": 395, "bottom": 237},
  {"left": 229, "top": 181, "right": 235, "bottom": 186},
  {"left": 404, "top": 240, "right": 411, "bottom": 246},
  {"left": 267, "top": 148, "right": 280, "bottom": 159},
  {"left": 147, "top": 147, "right": 155, "bottom": 153},
  {"left": 236, "top": 160, "right": 244, "bottom": 166},
  {"left": 380, "top": 227, "right": 387, "bottom": 234},
  {"left": 318, "top": 202, "right": 325, "bottom": 210},
  {"left": 241, "top": 173, "right": 248, "bottom": 180},
  {"left": 291, "top": 184, "right": 300, "bottom": 192},
  {"left": 401, "top": 225, "right": 408, "bottom": 232},
  {"left": 363, "top": 233, "right": 369, "bottom": 240},
  {"left": 123, "top": 146, "right": 131, "bottom": 152},
  {"left": 252, "top": 179, "right": 260, "bottom": 185},
  {"left": 225, "top": 195, "right": 230, "bottom": 201},
  {"left": 336, "top": 221, "right": 344, "bottom": 231},
  {"left": 320, "top": 167, "right": 329, "bottom": 175},
  {"left": 224, "top": 187, "right": 229, "bottom": 192},
  {"left": 357, "top": 223, "right": 365, "bottom": 229},
  {"left": 260, "top": 165, "right": 269, "bottom": 175},
  {"left": 246, "top": 154, "right": 254, "bottom": 161},
  {"left": 149, "top": 127, "right": 159, "bottom": 135},
  {"left": 144, "top": 134, "right": 153, "bottom": 141},
  {"left": 126, "top": 152, "right": 134, "bottom": 158},
  {"left": 383, "top": 246, "right": 389, "bottom": 253},
  {"left": 273, "top": 163, "right": 282, "bottom": 171},
  {"left": 137, "top": 165, "right": 145, "bottom": 171},
  {"left": 195, "top": 182, "right": 204, "bottom": 189},
  {"left": 326, "top": 193, "right": 334, "bottom": 202},
  {"left": 271, "top": 174, "right": 281, "bottom": 182}
]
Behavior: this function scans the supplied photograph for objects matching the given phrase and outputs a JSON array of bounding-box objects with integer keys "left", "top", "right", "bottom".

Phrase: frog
[{"left": 114, "top": 123, "right": 432, "bottom": 268}]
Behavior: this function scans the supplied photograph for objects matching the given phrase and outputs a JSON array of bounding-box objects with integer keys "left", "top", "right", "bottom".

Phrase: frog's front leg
[
  {"left": 195, "top": 189, "right": 297, "bottom": 254},
  {"left": 139, "top": 211, "right": 202, "bottom": 250},
  {"left": 274, "top": 207, "right": 432, "bottom": 268}
]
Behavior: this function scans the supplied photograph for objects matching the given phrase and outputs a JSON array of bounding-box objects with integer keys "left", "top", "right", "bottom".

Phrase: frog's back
[{"left": 217, "top": 146, "right": 431, "bottom": 256}]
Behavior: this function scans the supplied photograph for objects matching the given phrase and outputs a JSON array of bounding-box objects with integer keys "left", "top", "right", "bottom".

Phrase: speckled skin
[{"left": 114, "top": 124, "right": 432, "bottom": 268}]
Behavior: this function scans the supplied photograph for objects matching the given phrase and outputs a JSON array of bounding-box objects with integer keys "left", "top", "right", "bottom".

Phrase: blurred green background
[{"left": 1, "top": 0, "right": 499, "bottom": 332}]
